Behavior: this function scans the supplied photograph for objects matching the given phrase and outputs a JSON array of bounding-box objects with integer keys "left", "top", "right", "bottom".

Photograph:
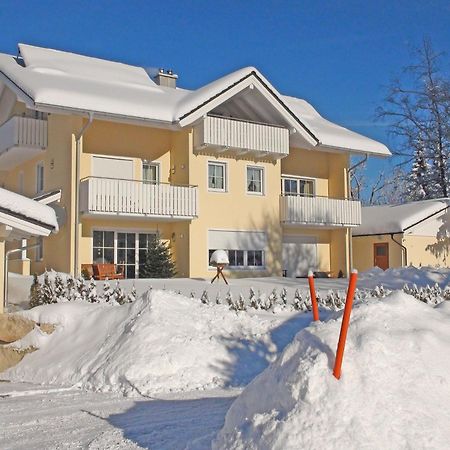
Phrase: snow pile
[
  {"left": 214, "top": 292, "right": 450, "bottom": 450},
  {"left": 5, "top": 290, "right": 286, "bottom": 395}
]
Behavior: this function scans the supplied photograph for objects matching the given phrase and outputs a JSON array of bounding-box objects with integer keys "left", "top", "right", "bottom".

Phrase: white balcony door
[
  {"left": 282, "top": 235, "right": 317, "bottom": 277},
  {"left": 92, "top": 156, "right": 133, "bottom": 179}
]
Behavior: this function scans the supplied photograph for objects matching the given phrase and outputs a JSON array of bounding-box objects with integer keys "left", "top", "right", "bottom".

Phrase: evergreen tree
[
  {"left": 113, "top": 280, "right": 126, "bottom": 305},
  {"left": 29, "top": 273, "right": 44, "bottom": 308},
  {"left": 87, "top": 277, "right": 98, "bottom": 303},
  {"left": 42, "top": 271, "right": 55, "bottom": 304},
  {"left": 139, "top": 235, "right": 176, "bottom": 278},
  {"left": 127, "top": 283, "right": 137, "bottom": 303},
  {"left": 102, "top": 279, "right": 114, "bottom": 302},
  {"left": 54, "top": 273, "right": 66, "bottom": 302}
]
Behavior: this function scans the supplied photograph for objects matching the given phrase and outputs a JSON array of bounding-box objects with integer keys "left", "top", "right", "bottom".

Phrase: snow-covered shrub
[{"left": 200, "top": 290, "right": 209, "bottom": 305}]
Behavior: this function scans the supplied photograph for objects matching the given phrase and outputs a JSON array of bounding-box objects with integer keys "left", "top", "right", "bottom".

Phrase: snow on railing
[
  {"left": 80, "top": 177, "right": 198, "bottom": 219},
  {"left": 280, "top": 194, "right": 362, "bottom": 227}
]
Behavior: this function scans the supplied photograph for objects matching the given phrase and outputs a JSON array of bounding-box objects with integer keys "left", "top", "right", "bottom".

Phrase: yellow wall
[
  {"left": 352, "top": 234, "right": 403, "bottom": 271},
  {"left": 403, "top": 234, "right": 449, "bottom": 267},
  {"left": 0, "top": 112, "right": 81, "bottom": 275}
]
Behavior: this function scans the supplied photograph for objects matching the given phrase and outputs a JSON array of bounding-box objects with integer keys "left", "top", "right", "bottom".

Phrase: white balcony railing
[
  {"left": 194, "top": 115, "right": 289, "bottom": 159},
  {"left": 0, "top": 116, "right": 48, "bottom": 169},
  {"left": 280, "top": 194, "right": 362, "bottom": 227},
  {"left": 0, "top": 116, "right": 48, "bottom": 151},
  {"left": 80, "top": 177, "right": 198, "bottom": 219}
]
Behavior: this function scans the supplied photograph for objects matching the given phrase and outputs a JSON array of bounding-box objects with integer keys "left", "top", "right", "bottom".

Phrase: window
[
  {"left": 138, "top": 233, "right": 156, "bottom": 277},
  {"left": 247, "top": 250, "right": 264, "bottom": 267},
  {"left": 228, "top": 250, "right": 245, "bottom": 267},
  {"left": 36, "top": 162, "right": 44, "bottom": 194},
  {"left": 282, "top": 176, "right": 315, "bottom": 197},
  {"left": 93, "top": 230, "right": 157, "bottom": 278},
  {"left": 35, "top": 237, "right": 43, "bottom": 261},
  {"left": 208, "top": 162, "right": 226, "bottom": 191},
  {"left": 247, "top": 166, "right": 264, "bottom": 194},
  {"left": 93, "top": 231, "right": 115, "bottom": 264},
  {"left": 18, "top": 171, "right": 24, "bottom": 194},
  {"left": 142, "top": 161, "right": 159, "bottom": 184},
  {"left": 208, "top": 248, "right": 265, "bottom": 269}
]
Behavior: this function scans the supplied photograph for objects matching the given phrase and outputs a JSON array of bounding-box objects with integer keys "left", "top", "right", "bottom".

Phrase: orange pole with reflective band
[
  {"left": 308, "top": 270, "right": 320, "bottom": 321},
  {"left": 333, "top": 269, "right": 358, "bottom": 380}
]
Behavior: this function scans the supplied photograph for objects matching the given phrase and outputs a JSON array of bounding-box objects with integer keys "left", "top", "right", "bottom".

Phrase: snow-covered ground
[{"left": 2, "top": 266, "right": 450, "bottom": 449}]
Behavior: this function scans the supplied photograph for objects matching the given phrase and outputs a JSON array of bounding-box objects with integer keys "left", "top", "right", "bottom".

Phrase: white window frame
[
  {"left": 246, "top": 165, "right": 265, "bottom": 195},
  {"left": 208, "top": 249, "right": 266, "bottom": 270},
  {"left": 207, "top": 161, "right": 227, "bottom": 192},
  {"left": 35, "top": 237, "right": 43, "bottom": 261},
  {"left": 36, "top": 162, "right": 44, "bottom": 194},
  {"left": 92, "top": 228, "right": 158, "bottom": 278},
  {"left": 142, "top": 160, "right": 160, "bottom": 184},
  {"left": 281, "top": 174, "right": 316, "bottom": 197}
]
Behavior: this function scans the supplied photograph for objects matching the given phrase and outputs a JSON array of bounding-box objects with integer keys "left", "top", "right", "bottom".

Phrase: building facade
[{"left": 0, "top": 44, "right": 390, "bottom": 279}]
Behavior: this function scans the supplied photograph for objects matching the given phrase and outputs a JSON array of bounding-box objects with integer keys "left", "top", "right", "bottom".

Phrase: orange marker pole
[
  {"left": 308, "top": 270, "right": 320, "bottom": 321},
  {"left": 333, "top": 269, "right": 358, "bottom": 380}
]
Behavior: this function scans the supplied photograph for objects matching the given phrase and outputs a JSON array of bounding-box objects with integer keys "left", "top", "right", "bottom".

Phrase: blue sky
[{"left": 0, "top": 0, "right": 449, "bottom": 179}]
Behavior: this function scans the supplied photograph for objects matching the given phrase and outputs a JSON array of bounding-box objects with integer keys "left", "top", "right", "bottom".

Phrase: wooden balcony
[
  {"left": 0, "top": 116, "right": 48, "bottom": 169},
  {"left": 280, "top": 194, "right": 362, "bottom": 227},
  {"left": 80, "top": 177, "right": 198, "bottom": 220},
  {"left": 194, "top": 115, "right": 289, "bottom": 159}
]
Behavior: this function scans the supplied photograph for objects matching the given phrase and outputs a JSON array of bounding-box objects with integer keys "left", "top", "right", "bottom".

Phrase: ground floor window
[
  {"left": 93, "top": 230, "right": 156, "bottom": 278},
  {"left": 208, "top": 248, "right": 265, "bottom": 268}
]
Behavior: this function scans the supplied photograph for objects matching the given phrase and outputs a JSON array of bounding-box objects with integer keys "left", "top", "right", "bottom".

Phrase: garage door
[
  {"left": 92, "top": 156, "right": 134, "bottom": 180},
  {"left": 282, "top": 235, "right": 317, "bottom": 277}
]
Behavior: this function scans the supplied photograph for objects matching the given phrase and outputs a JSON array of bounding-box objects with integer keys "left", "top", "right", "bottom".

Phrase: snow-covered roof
[
  {"left": 0, "top": 187, "right": 58, "bottom": 238},
  {"left": 353, "top": 199, "right": 450, "bottom": 236},
  {"left": 0, "top": 43, "right": 390, "bottom": 156}
]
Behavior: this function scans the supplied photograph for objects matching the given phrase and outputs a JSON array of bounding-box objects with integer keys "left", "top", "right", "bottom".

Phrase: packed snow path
[{"left": 0, "top": 382, "right": 238, "bottom": 449}]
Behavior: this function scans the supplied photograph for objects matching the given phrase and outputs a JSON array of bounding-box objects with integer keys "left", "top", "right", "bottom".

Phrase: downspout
[
  {"left": 390, "top": 233, "right": 408, "bottom": 267},
  {"left": 74, "top": 113, "right": 94, "bottom": 277},
  {"left": 4, "top": 242, "right": 41, "bottom": 312},
  {"left": 346, "top": 154, "right": 367, "bottom": 274}
]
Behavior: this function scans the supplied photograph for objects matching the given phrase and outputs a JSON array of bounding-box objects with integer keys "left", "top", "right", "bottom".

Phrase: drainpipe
[
  {"left": 4, "top": 242, "right": 41, "bottom": 312},
  {"left": 74, "top": 113, "right": 94, "bottom": 277},
  {"left": 346, "top": 154, "right": 367, "bottom": 275},
  {"left": 390, "top": 233, "right": 408, "bottom": 267}
]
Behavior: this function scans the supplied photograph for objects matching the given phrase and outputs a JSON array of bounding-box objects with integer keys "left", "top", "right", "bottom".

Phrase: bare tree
[{"left": 377, "top": 39, "right": 450, "bottom": 200}]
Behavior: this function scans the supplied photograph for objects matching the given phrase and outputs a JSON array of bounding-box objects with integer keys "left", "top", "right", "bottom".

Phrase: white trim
[
  {"left": 207, "top": 160, "right": 228, "bottom": 192},
  {"left": 36, "top": 161, "right": 44, "bottom": 194},
  {"left": 0, "top": 211, "right": 53, "bottom": 238},
  {"left": 92, "top": 228, "right": 158, "bottom": 278},
  {"left": 142, "top": 160, "right": 160, "bottom": 183},
  {"left": 246, "top": 165, "right": 265, "bottom": 196},
  {"left": 281, "top": 174, "right": 316, "bottom": 196}
]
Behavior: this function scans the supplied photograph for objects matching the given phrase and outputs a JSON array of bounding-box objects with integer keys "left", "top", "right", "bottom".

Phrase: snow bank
[
  {"left": 5, "top": 290, "right": 289, "bottom": 396},
  {"left": 214, "top": 292, "right": 450, "bottom": 450}
]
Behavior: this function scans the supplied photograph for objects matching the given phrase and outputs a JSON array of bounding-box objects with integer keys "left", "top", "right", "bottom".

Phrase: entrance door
[
  {"left": 374, "top": 243, "right": 389, "bottom": 270},
  {"left": 282, "top": 235, "right": 317, "bottom": 277}
]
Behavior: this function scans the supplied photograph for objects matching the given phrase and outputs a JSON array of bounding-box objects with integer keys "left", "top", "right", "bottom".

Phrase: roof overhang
[
  {"left": 178, "top": 71, "right": 319, "bottom": 148},
  {"left": 0, "top": 209, "right": 54, "bottom": 240}
]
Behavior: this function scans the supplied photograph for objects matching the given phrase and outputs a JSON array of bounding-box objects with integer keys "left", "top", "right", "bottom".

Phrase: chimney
[{"left": 153, "top": 68, "right": 178, "bottom": 88}]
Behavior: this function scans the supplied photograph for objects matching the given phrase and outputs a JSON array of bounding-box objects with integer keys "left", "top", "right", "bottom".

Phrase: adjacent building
[
  {"left": 0, "top": 44, "right": 390, "bottom": 279},
  {"left": 353, "top": 199, "right": 450, "bottom": 271}
]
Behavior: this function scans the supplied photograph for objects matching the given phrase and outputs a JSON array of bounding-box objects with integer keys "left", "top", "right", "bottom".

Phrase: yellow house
[
  {"left": 353, "top": 199, "right": 450, "bottom": 271},
  {"left": 0, "top": 44, "right": 390, "bottom": 280}
]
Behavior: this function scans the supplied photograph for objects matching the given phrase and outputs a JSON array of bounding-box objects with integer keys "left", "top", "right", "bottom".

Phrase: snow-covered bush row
[
  {"left": 192, "top": 282, "right": 449, "bottom": 313},
  {"left": 29, "top": 270, "right": 136, "bottom": 307}
]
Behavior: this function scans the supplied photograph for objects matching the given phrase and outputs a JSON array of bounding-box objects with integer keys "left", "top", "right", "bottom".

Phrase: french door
[{"left": 93, "top": 230, "right": 156, "bottom": 278}]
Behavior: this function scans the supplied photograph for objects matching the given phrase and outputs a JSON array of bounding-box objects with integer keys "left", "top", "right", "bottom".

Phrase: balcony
[
  {"left": 80, "top": 177, "right": 198, "bottom": 220},
  {"left": 194, "top": 115, "right": 289, "bottom": 160},
  {"left": 0, "top": 116, "right": 48, "bottom": 169},
  {"left": 280, "top": 194, "right": 362, "bottom": 227}
]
